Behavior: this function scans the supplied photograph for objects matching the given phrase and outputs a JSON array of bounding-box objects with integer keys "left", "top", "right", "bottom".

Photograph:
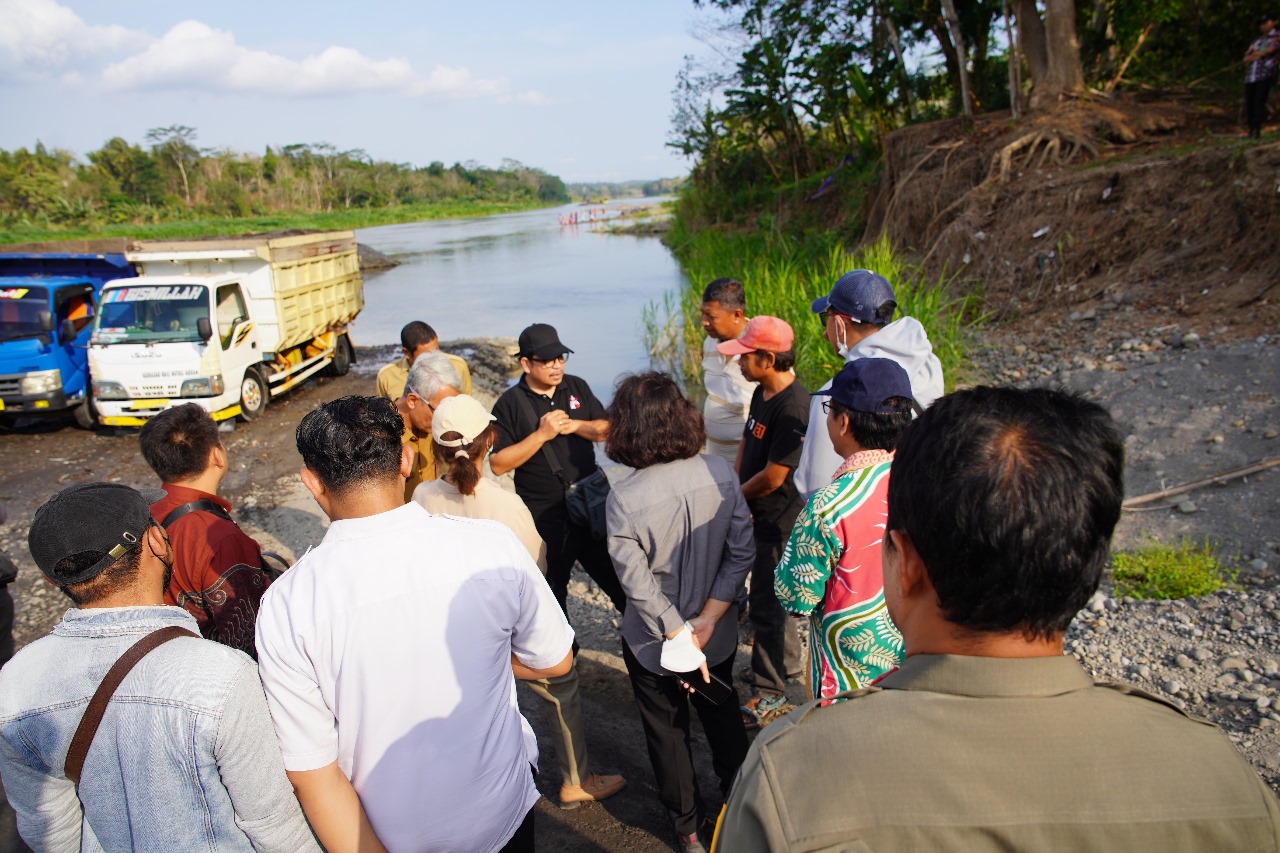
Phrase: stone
[
  {"left": 1177, "top": 500, "right": 1198, "bottom": 514},
  {"left": 1259, "top": 697, "right": 1274, "bottom": 712},
  {"left": 1175, "top": 654, "right": 1195, "bottom": 669},
  {"left": 1250, "top": 559, "right": 1269, "bottom": 572},
  {"left": 1193, "top": 647, "right": 1213, "bottom": 662},
  {"left": 1222, "top": 657, "right": 1249, "bottom": 671}
]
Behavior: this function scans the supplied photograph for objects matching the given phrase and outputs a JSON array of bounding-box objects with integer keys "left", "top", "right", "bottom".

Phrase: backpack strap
[
  {"left": 160, "top": 498, "right": 233, "bottom": 530},
  {"left": 65, "top": 626, "right": 199, "bottom": 786},
  {"left": 512, "top": 385, "right": 571, "bottom": 488}
]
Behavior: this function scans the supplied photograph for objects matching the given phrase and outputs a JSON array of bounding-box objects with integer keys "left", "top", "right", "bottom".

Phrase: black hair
[
  {"left": 297, "top": 396, "right": 405, "bottom": 494},
  {"left": 400, "top": 321, "right": 438, "bottom": 351},
  {"left": 58, "top": 546, "right": 143, "bottom": 606},
  {"left": 829, "top": 398, "right": 914, "bottom": 451},
  {"left": 753, "top": 349, "right": 796, "bottom": 372},
  {"left": 885, "top": 386, "right": 1124, "bottom": 639},
  {"left": 701, "top": 278, "right": 746, "bottom": 312},
  {"left": 606, "top": 372, "right": 706, "bottom": 469},
  {"left": 138, "top": 403, "right": 220, "bottom": 483},
  {"left": 434, "top": 424, "right": 496, "bottom": 497}
]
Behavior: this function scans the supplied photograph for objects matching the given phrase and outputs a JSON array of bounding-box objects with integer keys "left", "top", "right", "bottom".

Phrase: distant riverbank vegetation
[
  {"left": 0, "top": 126, "right": 569, "bottom": 242},
  {"left": 566, "top": 177, "right": 686, "bottom": 201}
]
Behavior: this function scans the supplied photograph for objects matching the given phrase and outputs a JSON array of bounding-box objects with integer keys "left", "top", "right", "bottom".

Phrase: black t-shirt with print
[
  {"left": 739, "top": 379, "right": 809, "bottom": 540},
  {"left": 491, "top": 374, "right": 607, "bottom": 514}
]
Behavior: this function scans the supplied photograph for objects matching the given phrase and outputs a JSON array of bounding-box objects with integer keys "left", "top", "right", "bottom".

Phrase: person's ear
[
  {"left": 210, "top": 443, "right": 227, "bottom": 472},
  {"left": 887, "top": 529, "right": 928, "bottom": 600},
  {"left": 145, "top": 523, "right": 168, "bottom": 557},
  {"left": 300, "top": 466, "right": 326, "bottom": 504},
  {"left": 399, "top": 442, "right": 415, "bottom": 479},
  {"left": 519, "top": 357, "right": 532, "bottom": 376},
  {"left": 837, "top": 412, "right": 852, "bottom": 439}
]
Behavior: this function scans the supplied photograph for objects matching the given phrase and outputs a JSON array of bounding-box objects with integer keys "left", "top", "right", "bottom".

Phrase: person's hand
[
  {"left": 676, "top": 627, "right": 711, "bottom": 690},
  {"left": 537, "top": 410, "right": 569, "bottom": 441},
  {"left": 556, "top": 416, "right": 578, "bottom": 435},
  {"left": 688, "top": 613, "right": 717, "bottom": 650}
]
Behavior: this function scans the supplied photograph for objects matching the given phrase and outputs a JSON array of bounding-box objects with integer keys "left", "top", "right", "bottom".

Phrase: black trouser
[
  {"left": 0, "top": 586, "right": 12, "bottom": 668},
  {"left": 748, "top": 535, "right": 802, "bottom": 699},
  {"left": 622, "top": 644, "right": 749, "bottom": 837},
  {"left": 1246, "top": 79, "right": 1273, "bottom": 137},
  {"left": 531, "top": 503, "right": 626, "bottom": 617}
]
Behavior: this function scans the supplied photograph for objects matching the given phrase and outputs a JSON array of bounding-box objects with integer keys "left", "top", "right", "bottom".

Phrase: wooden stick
[{"left": 1122, "top": 456, "right": 1280, "bottom": 509}]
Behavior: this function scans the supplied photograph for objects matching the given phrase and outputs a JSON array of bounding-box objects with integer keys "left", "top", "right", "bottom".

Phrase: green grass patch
[
  {"left": 1111, "top": 538, "right": 1235, "bottom": 600},
  {"left": 0, "top": 199, "right": 555, "bottom": 243},
  {"left": 645, "top": 219, "right": 982, "bottom": 396}
]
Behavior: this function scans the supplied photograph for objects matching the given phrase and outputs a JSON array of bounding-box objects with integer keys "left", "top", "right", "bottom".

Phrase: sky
[{"left": 0, "top": 0, "right": 718, "bottom": 183}]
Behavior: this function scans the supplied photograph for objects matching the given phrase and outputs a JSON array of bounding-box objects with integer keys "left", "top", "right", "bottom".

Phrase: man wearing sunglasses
[
  {"left": 794, "top": 270, "right": 943, "bottom": 500},
  {"left": 490, "top": 322, "right": 628, "bottom": 810}
]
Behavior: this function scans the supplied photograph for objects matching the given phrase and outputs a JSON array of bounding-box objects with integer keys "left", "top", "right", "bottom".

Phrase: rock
[
  {"left": 1162, "top": 679, "right": 1184, "bottom": 695},
  {"left": 1175, "top": 654, "right": 1195, "bottom": 669},
  {"left": 1183, "top": 332, "right": 1201, "bottom": 346},
  {"left": 1193, "top": 647, "right": 1214, "bottom": 662},
  {"left": 1177, "top": 500, "right": 1198, "bottom": 514},
  {"left": 1261, "top": 697, "right": 1275, "bottom": 712},
  {"left": 1264, "top": 429, "right": 1278, "bottom": 440},
  {"left": 1250, "top": 559, "right": 1270, "bottom": 572},
  {"left": 1223, "top": 657, "right": 1249, "bottom": 672},
  {"left": 356, "top": 243, "right": 400, "bottom": 271}
]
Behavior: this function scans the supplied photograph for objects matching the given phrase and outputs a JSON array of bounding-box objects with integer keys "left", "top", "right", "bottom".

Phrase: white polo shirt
[{"left": 256, "top": 502, "right": 573, "bottom": 853}]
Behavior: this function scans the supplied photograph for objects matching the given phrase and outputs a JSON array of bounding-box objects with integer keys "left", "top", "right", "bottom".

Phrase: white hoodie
[{"left": 793, "top": 316, "right": 945, "bottom": 498}]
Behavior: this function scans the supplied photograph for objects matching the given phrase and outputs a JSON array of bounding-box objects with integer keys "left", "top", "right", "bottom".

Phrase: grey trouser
[
  {"left": 749, "top": 536, "right": 803, "bottom": 698},
  {"left": 524, "top": 661, "right": 589, "bottom": 787}
]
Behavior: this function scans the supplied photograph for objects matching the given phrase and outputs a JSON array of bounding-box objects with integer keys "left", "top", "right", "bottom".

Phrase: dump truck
[
  {"left": 87, "top": 231, "right": 362, "bottom": 427},
  {"left": 0, "top": 250, "right": 137, "bottom": 429}
]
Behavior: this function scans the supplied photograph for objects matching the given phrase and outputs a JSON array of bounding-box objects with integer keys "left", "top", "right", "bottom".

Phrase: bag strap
[
  {"left": 65, "top": 625, "right": 198, "bottom": 786},
  {"left": 161, "top": 498, "right": 233, "bottom": 530}
]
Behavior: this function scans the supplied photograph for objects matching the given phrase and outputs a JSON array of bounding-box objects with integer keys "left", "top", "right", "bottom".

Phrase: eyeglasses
[
  {"left": 821, "top": 400, "right": 835, "bottom": 415},
  {"left": 530, "top": 354, "right": 568, "bottom": 365}
]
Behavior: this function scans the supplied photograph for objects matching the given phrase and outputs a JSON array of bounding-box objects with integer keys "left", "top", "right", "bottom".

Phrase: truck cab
[
  {"left": 0, "top": 250, "right": 135, "bottom": 428},
  {"left": 90, "top": 275, "right": 262, "bottom": 425}
]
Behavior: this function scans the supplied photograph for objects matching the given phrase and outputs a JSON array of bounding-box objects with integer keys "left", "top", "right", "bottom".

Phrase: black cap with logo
[{"left": 28, "top": 483, "right": 165, "bottom": 585}]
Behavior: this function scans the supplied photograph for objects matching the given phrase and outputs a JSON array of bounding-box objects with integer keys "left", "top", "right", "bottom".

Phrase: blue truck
[{"left": 0, "top": 248, "right": 136, "bottom": 429}]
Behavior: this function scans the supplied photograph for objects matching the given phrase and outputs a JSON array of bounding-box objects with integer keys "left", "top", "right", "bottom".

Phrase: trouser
[
  {"left": 1246, "top": 79, "right": 1273, "bottom": 136},
  {"left": 524, "top": 662, "right": 589, "bottom": 787},
  {"left": 622, "top": 644, "right": 749, "bottom": 836},
  {"left": 532, "top": 503, "right": 626, "bottom": 616},
  {"left": 748, "top": 536, "right": 802, "bottom": 699}
]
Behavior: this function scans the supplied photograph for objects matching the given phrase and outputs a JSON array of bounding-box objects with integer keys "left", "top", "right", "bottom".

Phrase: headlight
[
  {"left": 93, "top": 380, "right": 129, "bottom": 401},
  {"left": 179, "top": 375, "right": 224, "bottom": 397},
  {"left": 20, "top": 369, "right": 62, "bottom": 395}
]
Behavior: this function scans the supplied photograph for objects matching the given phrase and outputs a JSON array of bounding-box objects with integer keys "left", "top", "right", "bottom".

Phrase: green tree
[{"left": 145, "top": 125, "right": 200, "bottom": 205}]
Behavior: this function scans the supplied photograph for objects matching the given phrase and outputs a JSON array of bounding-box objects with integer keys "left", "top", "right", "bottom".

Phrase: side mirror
[
  {"left": 59, "top": 319, "right": 77, "bottom": 341},
  {"left": 196, "top": 317, "right": 214, "bottom": 343},
  {"left": 38, "top": 311, "right": 54, "bottom": 333}
]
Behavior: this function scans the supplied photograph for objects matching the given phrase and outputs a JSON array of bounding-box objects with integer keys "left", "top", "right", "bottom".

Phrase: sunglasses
[{"left": 529, "top": 354, "right": 568, "bottom": 365}]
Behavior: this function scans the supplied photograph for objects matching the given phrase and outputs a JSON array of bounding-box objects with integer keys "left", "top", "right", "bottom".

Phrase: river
[{"left": 353, "top": 200, "right": 683, "bottom": 401}]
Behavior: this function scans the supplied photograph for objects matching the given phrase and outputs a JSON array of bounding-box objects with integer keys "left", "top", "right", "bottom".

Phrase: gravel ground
[{"left": 968, "top": 315, "right": 1280, "bottom": 790}]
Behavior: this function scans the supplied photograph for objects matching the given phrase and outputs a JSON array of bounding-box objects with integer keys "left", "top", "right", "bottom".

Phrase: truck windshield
[
  {"left": 0, "top": 285, "right": 50, "bottom": 342},
  {"left": 93, "top": 285, "right": 209, "bottom": 344}
]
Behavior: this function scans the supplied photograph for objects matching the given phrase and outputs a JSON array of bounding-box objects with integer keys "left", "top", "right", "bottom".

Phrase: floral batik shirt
[{"left": 774, "top": 450, "right": 904, "bottom": 701}]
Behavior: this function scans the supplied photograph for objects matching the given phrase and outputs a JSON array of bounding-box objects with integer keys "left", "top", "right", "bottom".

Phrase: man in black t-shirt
[
  {"left": 490, "top": 323, "right": 628, "bottom": 810},
  {"left": 718, "top": 316, "right": 808, "bottom": 727}
]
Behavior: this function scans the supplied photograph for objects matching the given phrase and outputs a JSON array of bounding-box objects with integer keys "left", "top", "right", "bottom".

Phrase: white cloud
[{"left": 0, "top": 0, "right": 145, "bottom": 77}]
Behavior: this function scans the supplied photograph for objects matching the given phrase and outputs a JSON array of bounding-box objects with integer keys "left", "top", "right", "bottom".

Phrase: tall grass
[{"left": 647, "top": 221, "right": 981, "bottom": 396}]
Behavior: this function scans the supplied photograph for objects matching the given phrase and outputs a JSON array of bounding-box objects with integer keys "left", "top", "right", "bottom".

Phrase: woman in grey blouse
[{"left": 605, "top": 372, "right": 754, "bottom": 853}]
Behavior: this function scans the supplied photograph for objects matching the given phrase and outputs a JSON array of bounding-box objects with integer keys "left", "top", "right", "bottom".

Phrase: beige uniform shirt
[
  {"left": 376, "top": 353, "right": 473, "bottom": 400},
  {"left": 413, "top": 477, "right": 547, "bottom": 574},
  {"left": 716, "top": 653, "right": 1280, "bottom": 852},
  {"left": 701, "top": 336, "right": 753, "bottom": 463}
]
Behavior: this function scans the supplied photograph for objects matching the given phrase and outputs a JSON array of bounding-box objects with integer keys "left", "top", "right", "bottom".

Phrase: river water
[{"left": 353, "top": 200, "right": 684, "bottom": 401}]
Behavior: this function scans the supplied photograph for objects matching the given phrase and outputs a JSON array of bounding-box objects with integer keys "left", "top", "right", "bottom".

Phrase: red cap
[{"left": 717, "top": 315, "right": 794, "bottom": 356}]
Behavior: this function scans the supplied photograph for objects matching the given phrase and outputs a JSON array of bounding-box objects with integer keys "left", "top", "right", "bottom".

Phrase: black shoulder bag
[
  {"left": 513, "top": 390, "right": 611, "bottom": 540},
  {"left": 161, "top": 499, "right": 289, "bottom": 580}
]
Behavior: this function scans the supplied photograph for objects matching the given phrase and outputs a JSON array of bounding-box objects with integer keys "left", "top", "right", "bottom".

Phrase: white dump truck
[{"left": 88, "top": 231, "right": 362, "bottom": 427}]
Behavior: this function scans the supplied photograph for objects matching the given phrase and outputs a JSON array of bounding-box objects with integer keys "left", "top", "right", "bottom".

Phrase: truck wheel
[
  {"left": 239, "top": 369, "right": 268, "bottom": 421},
  {"left": 72, "top": 399, "right": 98, "bottom": 430},
  {"left": 325, "top": 334, "right": 352, "bottom": 377}
]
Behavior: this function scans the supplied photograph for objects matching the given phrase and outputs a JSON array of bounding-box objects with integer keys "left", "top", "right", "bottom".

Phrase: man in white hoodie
[{"left": 794, "top": 270, "right": 944, "bottom": 498}]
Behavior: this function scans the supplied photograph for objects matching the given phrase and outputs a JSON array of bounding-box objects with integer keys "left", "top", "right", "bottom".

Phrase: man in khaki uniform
[
  {"left": 716, "top": 387, "right": 1280, "bottom": 853},
  {"left": 376, "top": 320, "right": 472, "bottom": 399}
]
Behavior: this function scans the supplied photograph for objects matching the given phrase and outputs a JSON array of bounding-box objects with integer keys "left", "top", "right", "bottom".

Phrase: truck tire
[
  {"left": 72, "top": 398, "right": 98, "bottom": 430},
  {"left": 325, "top": 333, "right": 352, "bottom": 377},
  {"left": 239, "top": 369, "right": 268, "bottom": 421}
]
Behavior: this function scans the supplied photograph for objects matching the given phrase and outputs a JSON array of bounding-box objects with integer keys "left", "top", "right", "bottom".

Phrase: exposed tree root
[{"left": 987, "top": 128, "right": 1099, "bottom": 182}]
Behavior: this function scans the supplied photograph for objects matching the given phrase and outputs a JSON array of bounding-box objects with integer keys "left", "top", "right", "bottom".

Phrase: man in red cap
[{"left": 718, "top": 316, "right": 808, "bottom": 728}]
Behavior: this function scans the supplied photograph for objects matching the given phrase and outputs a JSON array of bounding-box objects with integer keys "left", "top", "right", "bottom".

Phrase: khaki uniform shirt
[
  {"left": 402, "top": 428, "right": 435, "bottom": 503},
  {"left": 376, "top": 353, "right": 473, "bottom": 400},
  {"left": 716, "top": 654, "right": 1280, "bottom": 852}
]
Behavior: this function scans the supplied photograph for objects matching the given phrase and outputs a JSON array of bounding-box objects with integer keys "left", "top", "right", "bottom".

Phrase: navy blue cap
[
  {"left": 810, "top": 269, "right": 897, "bottom": 324},
  {"left": 813, "top": 358, "right": 915, "bottom": 413}
]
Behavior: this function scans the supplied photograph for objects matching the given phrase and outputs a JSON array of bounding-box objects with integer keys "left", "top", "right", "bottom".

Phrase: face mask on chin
[{"left": 835, "top": 317, "right": 851, "bottom": 359}]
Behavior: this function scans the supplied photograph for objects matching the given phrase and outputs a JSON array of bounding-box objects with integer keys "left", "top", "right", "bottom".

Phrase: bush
[{"left": 1111, "top": 538, "right": 1234, "bottom": 600}]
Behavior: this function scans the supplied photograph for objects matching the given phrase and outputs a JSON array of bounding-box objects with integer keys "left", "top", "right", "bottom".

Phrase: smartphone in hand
[{"left": 673, "top": 670, "right": 735, "bottom": 705}]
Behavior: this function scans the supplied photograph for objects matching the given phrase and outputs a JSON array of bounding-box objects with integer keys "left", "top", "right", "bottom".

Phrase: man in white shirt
[
  {"left": 699, "top": 278, "right": 755, "bottom": 463},
  {"left": 794, "top": 270, "right": 944, "bottom": 498},
  {"left": 256, "top": 395, "right": 574, "bottom": 853}
]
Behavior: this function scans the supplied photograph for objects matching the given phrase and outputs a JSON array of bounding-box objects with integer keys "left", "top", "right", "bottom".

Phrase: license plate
[{"left": 130, "top": 398, "right": 169, "bottom": 409}]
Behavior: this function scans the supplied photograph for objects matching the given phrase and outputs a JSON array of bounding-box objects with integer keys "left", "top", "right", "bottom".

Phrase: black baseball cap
[
  {"left": 28, "top": 483, "right": 165, "bottom": 585},
  {"left": 518, "top": 323, "right": 574, "bottom": 360},
  {"left": 813, "top": 358, "right": 917, "bottom": 413}
]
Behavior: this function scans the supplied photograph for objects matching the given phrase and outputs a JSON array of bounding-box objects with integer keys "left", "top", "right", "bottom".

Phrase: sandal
[{"left": 740, "top": 694, "right": 793, "bottom": 729}]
